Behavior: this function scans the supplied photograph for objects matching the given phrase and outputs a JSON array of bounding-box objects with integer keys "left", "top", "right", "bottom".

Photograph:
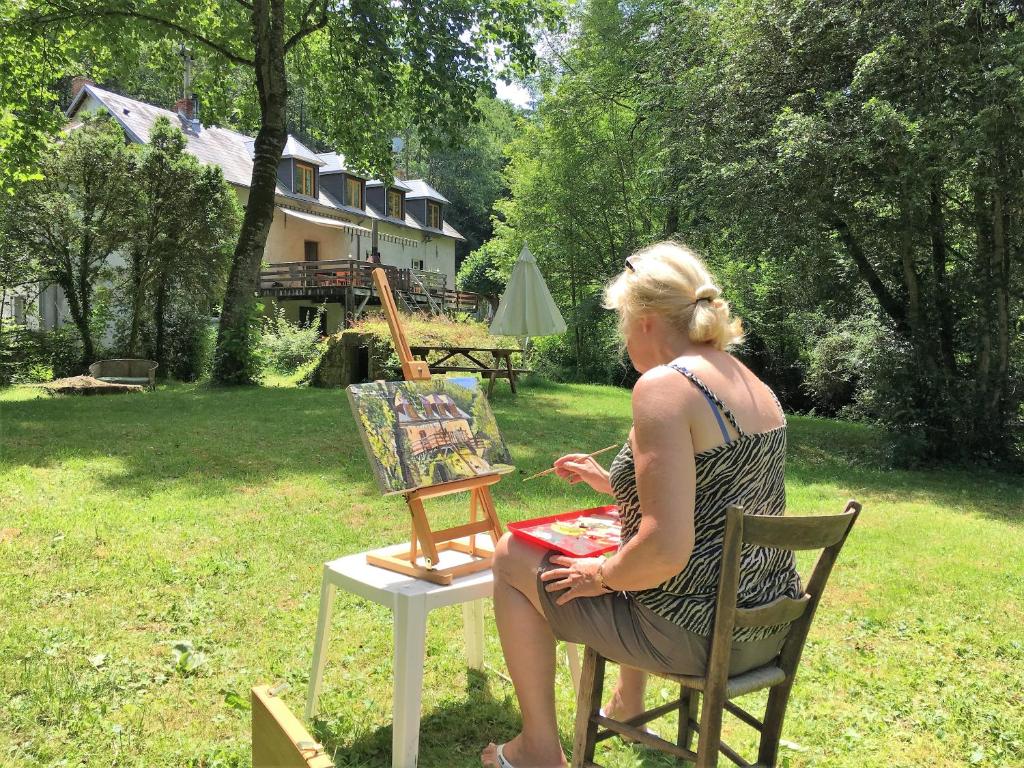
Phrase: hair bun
[{"left": 694, "top": 284, "right": 720, "bottom": 301}]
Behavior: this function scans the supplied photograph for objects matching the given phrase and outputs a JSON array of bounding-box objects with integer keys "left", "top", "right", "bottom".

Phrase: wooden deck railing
[
  {"left": 258, "top": 259, "right": 481, "bottom": 314},
  {"left": 259, "top": 259, "right": 410, "bottom": 292}
]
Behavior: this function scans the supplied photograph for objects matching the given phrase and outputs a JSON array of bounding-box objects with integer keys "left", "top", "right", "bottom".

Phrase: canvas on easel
[
  {"left": 348, "top": 377, "right": 513, "bottom": 496},
  {"left": 351, "top": 268, "right": 510, "bottom": 585}
]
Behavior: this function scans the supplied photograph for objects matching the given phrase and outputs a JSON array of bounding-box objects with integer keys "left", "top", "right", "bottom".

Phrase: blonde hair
[{"left": 604, "top": 241, "right": 744, "bottom": 350}]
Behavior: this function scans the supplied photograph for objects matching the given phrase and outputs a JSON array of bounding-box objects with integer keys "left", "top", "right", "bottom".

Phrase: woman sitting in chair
[{"left": 482, "top": 241, "right": 798, "bottom": 768}]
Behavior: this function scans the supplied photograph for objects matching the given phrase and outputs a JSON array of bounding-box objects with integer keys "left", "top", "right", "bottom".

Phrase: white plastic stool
[{"left": 305, "top": 549, "right": 494, "bottom": 768}]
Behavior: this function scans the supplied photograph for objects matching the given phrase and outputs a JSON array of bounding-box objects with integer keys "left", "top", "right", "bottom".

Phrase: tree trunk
[
  {"left": 154, "top": 278, "right": 168, "bottom": 376},
  {"left": 928, "top": 182, "right": 957, "bottom": 379},
  {"left": 128, "top": 249, "right": 146, "bottom": 356},
  {"left": 212, "top": 0, "right": 289, "bottom": 384}
]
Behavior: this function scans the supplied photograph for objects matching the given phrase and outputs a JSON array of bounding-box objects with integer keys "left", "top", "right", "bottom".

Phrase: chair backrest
[
  {"left": 89, "top": 359, "right": 158, "bottom": 377},
  {"left": 705, "top": 501, "right": 861, "bottom": 691}
]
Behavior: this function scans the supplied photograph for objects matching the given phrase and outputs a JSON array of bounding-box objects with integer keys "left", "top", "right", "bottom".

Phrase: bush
[
  {"left": 163, "top": 307, "right": 217, "bottom": 381},
  {"left": 260, "top": 306, "right": 326, "bottom": 374},
  {"left": 803, "top": 315, "right": 883, "bottom": 418}
]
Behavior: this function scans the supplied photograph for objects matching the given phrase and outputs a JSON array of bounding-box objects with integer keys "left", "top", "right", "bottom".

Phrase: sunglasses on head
[{"left": 624, "top": 256, "right": 636, "bottom": 272}]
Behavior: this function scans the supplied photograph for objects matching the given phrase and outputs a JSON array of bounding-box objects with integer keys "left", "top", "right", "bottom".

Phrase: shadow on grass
[
  {"left": 312, "top": 669, "right": 521, "bottom": 768},
  {"left": 2, "top": 382, "right": 1021, "bottom": 523}
]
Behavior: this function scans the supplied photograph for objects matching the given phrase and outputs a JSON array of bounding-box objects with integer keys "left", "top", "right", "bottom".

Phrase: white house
[{"left": 35, "top": 80, "right": 470, "bottom": 335}]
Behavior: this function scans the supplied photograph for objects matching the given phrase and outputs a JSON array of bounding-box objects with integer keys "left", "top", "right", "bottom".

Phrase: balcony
[{"left": 258, "top": 259, "right": 482, "bottom": 315}]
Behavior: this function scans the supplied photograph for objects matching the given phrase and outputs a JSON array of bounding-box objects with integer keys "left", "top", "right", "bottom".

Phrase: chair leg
[
  {"left": 695, "top": 686, "right": 725, "bottom": 768},
  {"left": 677, "top": 687, "right": 700, "bottom": 755},
  {"left": 571, "top": 647, "right": 605, "bottom": 768},
  {"left": 757, "top": 680, "right": 795, "bottom": 767}
]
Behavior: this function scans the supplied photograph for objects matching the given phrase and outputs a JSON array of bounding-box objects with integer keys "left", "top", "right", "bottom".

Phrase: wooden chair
[{"left": 571, "top": 500, "right": 861, "bottom": 768}]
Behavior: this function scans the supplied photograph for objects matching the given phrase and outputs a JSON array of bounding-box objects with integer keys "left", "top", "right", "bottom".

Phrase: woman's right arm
[{"left": 552, "top": 453, "right": 614, "bottom": 496}]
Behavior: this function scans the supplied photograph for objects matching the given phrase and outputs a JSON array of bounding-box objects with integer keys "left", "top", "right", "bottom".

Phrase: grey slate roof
[
  {"left": 366, "top": 177, "right": 413, "bottom": 192},
  {"left": 282, "top": 136, "right": 325, "bottom": 165},
  {"left": 403, "top": 179, "right": 451, "bottom": 204},
  {"left": 67, "top": 84, "right": 463, "bottom": 240},
  {"left": 315, "top": 151, "right": 369, "bottom": 178}
]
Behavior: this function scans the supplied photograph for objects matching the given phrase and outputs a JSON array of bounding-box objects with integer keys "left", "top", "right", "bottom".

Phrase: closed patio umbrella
[{"left": 489, "top": 243, "right": 566, "bottom": 338}]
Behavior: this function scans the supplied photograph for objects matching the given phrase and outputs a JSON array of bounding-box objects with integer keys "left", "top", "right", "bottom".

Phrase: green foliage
[
  {"left": 161, "top": 309, "right": 217, "bottom": 382},
  {"left": 1, "top": 114, "right": 134, "bottom": 365},
  {"left": 212, "top": 301, "right": 266, "bottom": 386},
  {"left": 259, "top": 305, "right": 326, "bottom": 374},
  {"left": 118, "top": 117, "right": 240, "bottom": 374},
  {"left": 456, "top": 242, "right": 507, "bottom": 303},
  {"left": 485, "top": 0, "right": 1024, "bottom": 463}
]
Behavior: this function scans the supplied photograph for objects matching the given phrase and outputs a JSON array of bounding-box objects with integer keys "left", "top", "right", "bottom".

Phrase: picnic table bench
[{"left": 409, "top": 345, "right": 529, "bottom": 397}]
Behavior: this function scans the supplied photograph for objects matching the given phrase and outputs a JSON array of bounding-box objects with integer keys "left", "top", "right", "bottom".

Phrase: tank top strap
[{"left": 667, "top": 363, "right": 745, "bottom": 439}]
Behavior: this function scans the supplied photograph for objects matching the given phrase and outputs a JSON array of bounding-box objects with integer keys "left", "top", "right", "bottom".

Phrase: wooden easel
[{"left": 364, "top": 268, "right": 504, "bottom": 586}]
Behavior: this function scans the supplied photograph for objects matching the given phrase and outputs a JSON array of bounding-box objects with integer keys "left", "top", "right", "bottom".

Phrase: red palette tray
[{"left": 508, "top": 505, "right": 621, "bottom": 558}]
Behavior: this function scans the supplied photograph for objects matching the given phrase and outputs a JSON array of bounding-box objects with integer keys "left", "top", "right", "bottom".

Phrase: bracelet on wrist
[{"left": 597, "top": 561, "right": 616, "bottom": 592}]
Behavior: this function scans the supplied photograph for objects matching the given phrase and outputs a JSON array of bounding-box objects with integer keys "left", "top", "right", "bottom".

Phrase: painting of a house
[{"left": 348, "top": 379, "right": 512, "bottom": 494}]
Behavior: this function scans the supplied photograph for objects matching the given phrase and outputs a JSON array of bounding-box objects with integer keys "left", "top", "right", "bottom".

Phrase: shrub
[
  {"left": 260, "top": 306, "right": 326, "bottom": 374},
  {"left": 163, "top": 307, "right": 217, "bottom": 381}
]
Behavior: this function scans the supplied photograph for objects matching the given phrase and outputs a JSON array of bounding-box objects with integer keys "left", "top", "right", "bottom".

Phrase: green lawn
[{"left": 1, "top": 380, "right": 1022, "bottom": 768}]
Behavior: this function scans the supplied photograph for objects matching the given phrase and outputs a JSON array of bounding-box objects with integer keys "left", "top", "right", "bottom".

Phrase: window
[
  {"left": 412, "top": 258, "right": 425, "bottom": 271},
  {"left": 388, "top": 189, "right": 404, "bottom": 219},
  {"left": 304, "top": 240, "right": 319, "bottom": 262},
  {"left": 345, "top": 176, "right": 363, "bottom": 209},
  {"left": 295, "top": 162, "right": 315, "bottom": 197},
  {"left": 427, "top": 201, "right": 441, "bottom": 229}
]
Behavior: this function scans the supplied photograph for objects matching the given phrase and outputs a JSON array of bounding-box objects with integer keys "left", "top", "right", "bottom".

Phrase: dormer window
[
  {"left": 427, "top": 201, "right": 441, "bottom": 229},
  {"left": 295, "top": 162, "right": 316, "bottom": 197},
  {"left": 345, "top": 176, "right": 364, "bottom": 209},
  {"left": 388, "top": 189, "right": 404, "bottom": 219}
]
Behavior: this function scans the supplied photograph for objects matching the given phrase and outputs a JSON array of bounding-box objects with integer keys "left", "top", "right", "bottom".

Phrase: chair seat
[{"left": 663, "top": 664, "right": 787, "bottom": 699}]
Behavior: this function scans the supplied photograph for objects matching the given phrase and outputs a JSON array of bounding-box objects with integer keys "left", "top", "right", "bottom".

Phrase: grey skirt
[{"left": 536, "top": 552, "right": 787, "bottom": 677}]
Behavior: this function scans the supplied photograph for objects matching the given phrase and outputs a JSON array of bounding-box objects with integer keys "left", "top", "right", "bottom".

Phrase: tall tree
[
  {"left": 631, "top": 0, "right": 1024, "bottom": 460},
  {"left": 3, "top": 115, "right": 134, "bottom": 367},
  {"left": 124, "top": 117, "right": 239, "bottom": 371},
  {"left": 8, "top": 0, "right": 552, "bottom": 383}
]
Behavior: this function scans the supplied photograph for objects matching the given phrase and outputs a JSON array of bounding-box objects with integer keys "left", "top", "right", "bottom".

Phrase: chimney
[
  {"left": 71, "top": 76, "right": 94, "bottom": 99},
  {"left": 175, "top": 93, "right": 201, "bottom": 133}
]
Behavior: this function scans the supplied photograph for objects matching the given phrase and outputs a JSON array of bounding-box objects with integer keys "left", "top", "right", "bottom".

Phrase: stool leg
[
  {"left": 571, "top": 647, "right": 605, "bottom": 768},
  {"left": 392, "top": 594, "right": 428, "bottom": 768},
  {"left": 461, "top": 599, "right": 485, "bottom": 670},
  {"left": 305, "top": 575, "right": 337, "bottom": 719},
  {"left": 678, "top": 687, "right": 700, "bottom": 752},
  {"left": 564, "top": 643, "right": 582, "bottom": 695}
]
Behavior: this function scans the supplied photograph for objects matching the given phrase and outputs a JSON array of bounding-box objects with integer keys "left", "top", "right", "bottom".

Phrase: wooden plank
[
  {"left": 252, "top": 685, "right": 334, "bottom": 768},
  {"left": 742, "top": 511, "right": 856, "bottom": 551},
  {"left": 407, "top": 496, "right": 440, "bottom": 566},
  {"left": 365, "top": 551, "right": 454, "bottom": 585},
  {"left": 406, "top": 473, "right": 502, "bottom": 501},
  {"left": 429, "top": 519, "right": 495, "bottom": 543},
  {"left": 733, "top": 594, "right": 810, "bottom": 628},
  {"left": 372, "top": 268, "right": 431, "bottom": 381}
]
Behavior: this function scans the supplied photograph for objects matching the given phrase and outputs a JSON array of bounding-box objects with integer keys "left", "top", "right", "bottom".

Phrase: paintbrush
[{"left": 521, "top": 443, "right": 619, "bottom": 482}]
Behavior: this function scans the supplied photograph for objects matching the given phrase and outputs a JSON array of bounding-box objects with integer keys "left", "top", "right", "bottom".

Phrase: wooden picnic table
[{"left": 409, "top": 345, "right": 530, "bottom": 397}]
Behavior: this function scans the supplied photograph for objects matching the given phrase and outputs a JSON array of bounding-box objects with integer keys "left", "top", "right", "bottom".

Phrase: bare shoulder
[{"left": 632, "top": 365, "right": 703, "bottom": 422}]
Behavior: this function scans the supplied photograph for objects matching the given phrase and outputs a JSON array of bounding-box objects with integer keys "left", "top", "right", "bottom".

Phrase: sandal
[{"left": 494, "top": 743, "right": 515, "bottom": 767}]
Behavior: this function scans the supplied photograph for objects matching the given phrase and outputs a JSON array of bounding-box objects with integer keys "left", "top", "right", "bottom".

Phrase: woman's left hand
[{"left": 539, "top": 555, "right": 608, "bottom": 605}]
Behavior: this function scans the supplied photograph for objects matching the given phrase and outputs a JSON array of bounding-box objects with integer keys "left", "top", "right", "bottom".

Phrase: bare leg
[
  {"left": 482, "top": 533, "right": 567, "bottom": 768},
  {"left": 605, "top": 666, "right": 648, "bottom": 720}
]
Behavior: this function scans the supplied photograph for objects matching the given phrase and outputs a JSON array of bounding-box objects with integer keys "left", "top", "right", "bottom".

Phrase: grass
[{"left": 0, "top": 379, "right": 1022, "bottom": 768}]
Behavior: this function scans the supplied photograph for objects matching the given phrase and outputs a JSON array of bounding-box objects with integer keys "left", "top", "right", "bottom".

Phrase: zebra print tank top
[{"left": 608, "top": 363, "right": 800, "bottom": 642}]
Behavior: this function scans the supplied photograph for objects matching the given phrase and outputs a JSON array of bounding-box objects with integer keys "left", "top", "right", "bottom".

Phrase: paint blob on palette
[{"left": 509, "top": 506, "right": 621, "bottom": 557}]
